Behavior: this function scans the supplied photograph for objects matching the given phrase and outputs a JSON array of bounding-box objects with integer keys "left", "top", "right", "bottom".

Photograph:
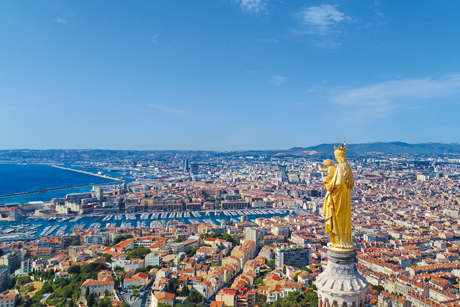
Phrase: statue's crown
[{"left": 334, "top": 141, "right": 347, "bottom": 151}]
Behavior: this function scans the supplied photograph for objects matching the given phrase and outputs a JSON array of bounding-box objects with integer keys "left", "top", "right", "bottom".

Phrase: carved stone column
[{"left": 317, "top": 247, "right": 367, "bottom": 307}]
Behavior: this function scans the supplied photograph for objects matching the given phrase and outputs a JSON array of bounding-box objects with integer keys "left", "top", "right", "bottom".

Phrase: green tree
[
  {"left": 187, "top": 246, "right": 197, "bottom": 257},
  {"left": 114, "top": 266, "right": 125, "bottom": 272},
  {"left": 102, "top": 253, "right": 113, "bottom": 263},
  {"left": 188, "top": 290, "right": 204, "bottom": 304},
  {"left": 179, "top": 285, "right": 190, "bottom": 297},
  {"left": 128, "top": 246, "right": 151, "bottom": 259},
  {"left": 85, "top": 286, "right": 90, "bottom": 300},
  {"left": 373, "top": 285, "right": 384, "bottom": 293},
  {"left": 87, "top": 293, "right": 95, "bottom": 307},
  {"left": 300, "top": 266, "right": 312, "bottom": 273},
  {"left": 282, "top": 266, "right": 286, "bottom": 275},
  {"left": 97, "top": 296, "right": 111, "bottom": 307},
  {"left": 68, "top": 265, "right": 82, "bottom": 274},
  {"left": 286, "top": 291, "right": 302, "bottom": 303},
  {"left": 70, "top": 241, "right": 80, "bottom": 246},
  {"left": 121, "top": 303, "right": 130, "bottom": 307}
]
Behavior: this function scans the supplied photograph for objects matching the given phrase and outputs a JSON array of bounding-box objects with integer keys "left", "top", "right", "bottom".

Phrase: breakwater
[
  {"left": 0, "top": 180, "right": 120, "bottom": 199},
  {"left": 52, "top": 165, "right": 120, "bottom": 181}
]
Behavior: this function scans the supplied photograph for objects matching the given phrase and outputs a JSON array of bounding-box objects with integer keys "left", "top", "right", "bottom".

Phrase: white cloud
[
  {"left": 269, "top": 75, "right": 287, "bottom": 86},
  {"left": 55, "top": 18, "right": 68, "bottom": 24},
  {"left": 330, "top": 74, "right": 460, "bottom": 112},
  {"left": 152, "top": 34, "right": 159, "bottom": 43},
  {"left": 146, "top": 103, "right": 185, "bottom": 115},
  {"left": 297, "top": 4, "right": 352, "bottom": 34},
  {"left": 235, "top": 0, "right": 267, "bottom": 15}
]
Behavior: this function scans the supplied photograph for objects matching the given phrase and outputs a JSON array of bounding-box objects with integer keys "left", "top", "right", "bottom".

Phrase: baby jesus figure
[{"left": 318, "top": 159, "right": 334, "bottom": 185}]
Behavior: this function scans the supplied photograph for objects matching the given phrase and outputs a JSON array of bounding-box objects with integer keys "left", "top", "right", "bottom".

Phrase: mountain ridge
[{"left": 288, "top": 142, "right": 460, "bottom": 155}]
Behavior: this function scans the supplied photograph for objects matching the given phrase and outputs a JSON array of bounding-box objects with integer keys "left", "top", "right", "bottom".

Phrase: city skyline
[{"left": 1, "top": 1, "right": 460, "bottom": 150}]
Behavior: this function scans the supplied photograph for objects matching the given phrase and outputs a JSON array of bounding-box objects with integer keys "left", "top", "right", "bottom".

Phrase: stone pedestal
[{"left": 316, "top": 247, "right": 367, "bottom": 307}]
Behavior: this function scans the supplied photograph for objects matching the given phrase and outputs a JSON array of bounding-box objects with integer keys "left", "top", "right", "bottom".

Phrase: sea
[
  {"left": 0, "top": 163, "right": 121, "bottom": 204},
  {"left": 0, "top": 164, "right": 293, "bottom": 238}
]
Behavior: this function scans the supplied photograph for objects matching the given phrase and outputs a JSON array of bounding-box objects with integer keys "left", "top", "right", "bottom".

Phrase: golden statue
[{"left": 318, "top": 142, "right": 354, "bottom": 249}]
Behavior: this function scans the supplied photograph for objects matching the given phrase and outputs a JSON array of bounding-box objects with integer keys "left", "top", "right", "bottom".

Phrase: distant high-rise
[
  {"left": 95, "top": 187, "right": 104, "bottom": 201},
  {"left": 190, "top": 163, "right": 199, "bottom": 175},
  {"left": 183, "top": 159, "right": 189, "bottom": 173},
  {"left": 9, "top": 208, "right": 18, "bottom": 221}
]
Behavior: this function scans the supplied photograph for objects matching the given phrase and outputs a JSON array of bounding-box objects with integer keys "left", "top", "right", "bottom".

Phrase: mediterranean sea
[{"left": 0, "top": 164, "right": 116, "bottom": 204}]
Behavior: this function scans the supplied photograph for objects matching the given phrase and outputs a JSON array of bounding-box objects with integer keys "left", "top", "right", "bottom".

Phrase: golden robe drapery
[{"left": 323, "top": 163, "right": 354, "bottom": 249}]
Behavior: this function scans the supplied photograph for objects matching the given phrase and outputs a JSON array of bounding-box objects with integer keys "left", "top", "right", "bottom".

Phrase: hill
[{"left": 289, "top": 142, "right": 460, "bottom": 155}]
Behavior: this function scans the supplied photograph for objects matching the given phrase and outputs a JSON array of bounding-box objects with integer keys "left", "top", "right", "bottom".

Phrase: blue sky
[{"left": 1, "top": 1, "right": 460, "bottom": 150}]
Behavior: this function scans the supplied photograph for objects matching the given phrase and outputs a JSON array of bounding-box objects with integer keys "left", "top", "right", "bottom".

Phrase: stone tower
[{"left": 316, "top": 247, "right": 367, "bottom": 307}]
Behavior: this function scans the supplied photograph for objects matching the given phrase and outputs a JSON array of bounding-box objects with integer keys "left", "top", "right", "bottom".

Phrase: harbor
[{"left": 0, "top": 208, "right": 293, "bottom": 241}]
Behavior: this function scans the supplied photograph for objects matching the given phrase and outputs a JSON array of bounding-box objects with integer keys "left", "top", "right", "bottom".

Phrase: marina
[{"left": 0, "top": 208, "right": 292, "bottom": 240}]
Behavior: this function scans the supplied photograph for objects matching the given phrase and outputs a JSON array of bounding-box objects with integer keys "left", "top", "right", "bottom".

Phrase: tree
[
  {"left": 300, "top": 266, "right": 312, "bottom": 273},
  {"left": 187, "top": 246, "right": 197, "bottom": 257},
  {"left": 17, "top": 275, "right": 31, "bottom": 286},
  {"left": 373, "top": 285, "right": 384, "bottom": 293},
  {"left": 132, "top": 289, "right": 140, "bottom": 297},
  {"left": 293, "top": 273, "right": 299, "bottom": 282},
  {"left": 70, "top": 241, "right": 80, "bottom": 246},
  {"left": 188, "top": 290, "right": 204, "bottom": 304},
  {"left": 282, "top": 266, "right": 287, "bottom": 275},
  {"left": 68, "top": 265, "right": 82, "bottom": 274},
  {"left": 286, "top": 291, "right": 302, "bottom": 303},
  {"left": 85, "top": 286, "right": 90, "bottom": 300},
  {"left": 121, "top": 303, "right": 130, "bottom": 307},
  {"left": 114, "top": 266, "right": 125, "bottom": 272},
  {"left": 128, "top": 245, "right": 151, "bottom": 259},
  {"left": 87, "top": 293, "right": 95, "bottom": 307},
  {"left": 102, "top": 253, "right": 113, "bottom": 263},
  {"left": 98, "top": 296, "right": 111, "bottom": 307},
  {"left": 179, "top": 285, "right": 190, "bottom": 297}
]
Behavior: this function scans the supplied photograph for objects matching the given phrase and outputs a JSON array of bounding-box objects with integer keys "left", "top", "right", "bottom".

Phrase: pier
[
  {"left": 52, "top": 165, "right": 120, "bottom": 181},
  {"left": 0, "top": 180, "right": 121, "bottom": 199}
]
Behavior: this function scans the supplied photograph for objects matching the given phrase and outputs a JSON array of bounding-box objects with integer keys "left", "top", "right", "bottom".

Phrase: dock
[{"left": 52, "top": 165, "right": 120, "bottom": 181}]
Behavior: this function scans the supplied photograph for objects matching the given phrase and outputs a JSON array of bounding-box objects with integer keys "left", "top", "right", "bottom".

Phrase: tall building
[
  {"left": 183, "top": 159, "right": 189, "bottom": 173},
  {"left": 273, "top": 226, "right": 290, "bottom": 238},
  {"left": 190, "top": 163, "right": 199, "bottom": 175},
  {"left": 145, "top": 253, "right": 163, "bottom": 267},
  {"left": 62, "top": 234, "right": 80, "bottom": 250},
  {"left": 94, "top": 187, "right": 104, "bottom": 201},
  {"left": 244, "top": 227, "right": 260, "bottom": 248},
  {"left": 275, "top": 246, "right": 311, "bottom": 269},
  {"left": 8, "top": 208, "right": 18, "bottom": 221},
  {"left": 0, "top": 266, "right": 9, "bottom": 292},
  {"left": 0, "top": 250, "right": 23, "bottom": 274}
]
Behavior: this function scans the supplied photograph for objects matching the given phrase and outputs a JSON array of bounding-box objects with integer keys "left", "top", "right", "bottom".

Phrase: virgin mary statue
[{"left": 322, "top": 143, "right": 354, "bottom": 249}]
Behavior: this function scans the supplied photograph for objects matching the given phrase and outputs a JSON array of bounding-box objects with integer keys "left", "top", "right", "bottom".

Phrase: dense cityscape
[{"left": 0, "top": 149, "right": 459, "bottom": 307}]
